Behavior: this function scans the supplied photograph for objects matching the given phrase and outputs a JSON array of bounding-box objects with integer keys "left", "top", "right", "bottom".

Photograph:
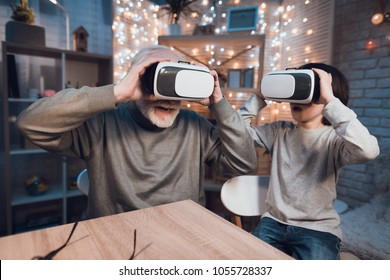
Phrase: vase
[
  {"left": 168, "top": 23, "right": 181, "bottom": 36},
  {"left": 5, "top": 20, "right": 45, "bottom": 47}
]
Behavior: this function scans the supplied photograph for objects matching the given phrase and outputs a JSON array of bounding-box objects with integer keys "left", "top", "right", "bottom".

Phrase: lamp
[{"left": 49, "top": 0, "right": 70, "bottom": 50}]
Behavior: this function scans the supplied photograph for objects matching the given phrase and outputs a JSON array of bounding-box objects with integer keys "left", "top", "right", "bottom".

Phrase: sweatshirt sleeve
[
  {"left": 237, "top": 93, "right": 279, "bottom": 151},
  {"left": 238, "top": 93, "right": 268, "bottom": 126},
  {"left": 323, "top": 98, "right": 380, "bottom": 164},
  {"left": 206, "top": 97, "right": 257, "bottom": 175},
  {"left": 16, "top": 85, "right": 116, "bottom": 158}
]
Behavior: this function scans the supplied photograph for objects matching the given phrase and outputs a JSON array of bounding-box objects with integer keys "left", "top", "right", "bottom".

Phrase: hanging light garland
[
  {"left": 112, "top": 0, "right": 288, "bottom": 82},
  {"left": 113, "top": 0, "right": 159, "bottom": 82},
  {"left": 112, "top": 0, "right": 328, "bottom": 123},
  {"left": 113, "top": 0, "right": 329, "bottom": 80}
]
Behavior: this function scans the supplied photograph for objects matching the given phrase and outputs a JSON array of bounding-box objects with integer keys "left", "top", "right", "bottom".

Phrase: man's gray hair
[{"left": 131, "top": 45, "right": 182, "bottom": 65}]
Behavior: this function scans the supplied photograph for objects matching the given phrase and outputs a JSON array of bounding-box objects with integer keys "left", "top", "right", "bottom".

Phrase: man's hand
[
  {"left": 113, "top": 56, "right": 169, "bottom": 104},
  {"left": 199, "top": 70, "right": 224, "bottom": 106}
]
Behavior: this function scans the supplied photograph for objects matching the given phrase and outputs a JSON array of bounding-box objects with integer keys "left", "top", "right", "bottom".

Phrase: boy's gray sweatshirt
[{"left": 239, "top": 94, "right": 379, "bottom": 238}]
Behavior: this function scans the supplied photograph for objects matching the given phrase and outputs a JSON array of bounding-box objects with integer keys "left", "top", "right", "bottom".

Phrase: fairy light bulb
[
  {"left": 371, "top": 13, "right": 384, "bottom": 25},
  {"left": 365, "top": 39, "right": 377, "bottom": 50}
]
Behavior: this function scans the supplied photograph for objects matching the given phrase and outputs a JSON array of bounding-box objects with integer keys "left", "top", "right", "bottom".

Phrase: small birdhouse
[{"left": 73, "top": 26, "right": 89, "bottom": 52}]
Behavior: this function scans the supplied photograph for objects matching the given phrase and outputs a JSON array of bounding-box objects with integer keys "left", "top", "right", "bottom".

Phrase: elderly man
[{"left": 17, "top": 45, "right": 257, "bottom": 219}]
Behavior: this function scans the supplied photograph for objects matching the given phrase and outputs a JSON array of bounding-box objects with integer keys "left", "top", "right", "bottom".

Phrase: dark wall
[{"left": 333, "top": 0, "right": 390, "bottom": 207}]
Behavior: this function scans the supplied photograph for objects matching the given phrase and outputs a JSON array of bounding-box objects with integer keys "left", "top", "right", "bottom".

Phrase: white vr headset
[
  {"left": 261, "top": 69, "right": 320, "bottom": 104},
  {"left": 141, "top": 61, "right": 214, "bottom": 101}
]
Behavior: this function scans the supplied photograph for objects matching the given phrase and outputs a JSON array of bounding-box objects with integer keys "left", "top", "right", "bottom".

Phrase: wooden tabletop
[{"left": 0, "top": 200, "right": 292, "bottom": 260}]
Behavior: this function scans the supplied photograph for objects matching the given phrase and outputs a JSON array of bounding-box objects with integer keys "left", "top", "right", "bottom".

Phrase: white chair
[
  {"left": 334, "top": 199, "right": 348, "bottom": 214},
  {"left": 220, "top": 175, "right": 269, "bottom": 228},
  {"left": 221, "top": 175, "right": 349, "bottom": 227},
  {"left": 76, "top": 168, "right": 89, "bottom": 196}
]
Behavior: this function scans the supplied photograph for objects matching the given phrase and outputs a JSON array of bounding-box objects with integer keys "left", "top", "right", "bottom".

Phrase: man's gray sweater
[{"left": 17, "top": 85, "right": 257, "bottom": 219}]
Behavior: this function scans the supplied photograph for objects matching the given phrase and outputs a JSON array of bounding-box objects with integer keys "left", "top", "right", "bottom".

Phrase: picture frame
[
  {"left": 242, "top": 68, "right": 254, "bottom": 88},
  {"left": 227, "top": 6, "right": 258, "bottom": 32},
  {"left": 227, "top": 69, "right": 241, "bottom": 88},
  {"left": 227, "top": 68, "right": 255, "bottom": 88}
]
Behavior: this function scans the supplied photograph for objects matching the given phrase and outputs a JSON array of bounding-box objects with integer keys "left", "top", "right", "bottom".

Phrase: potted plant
[
  {"left": 10, "top": 0, "right": 35, "bottom": 24},
  {"left": 6, "top": 0, "right": 45, "bottom": 46},
  {"left": 158, "top": 0, "right": 199, "bottom": 35}
]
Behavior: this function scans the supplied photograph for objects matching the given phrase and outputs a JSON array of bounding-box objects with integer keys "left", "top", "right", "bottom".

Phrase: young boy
[{"left": 239, "top": 63, "right": 380, "bottom": 259}]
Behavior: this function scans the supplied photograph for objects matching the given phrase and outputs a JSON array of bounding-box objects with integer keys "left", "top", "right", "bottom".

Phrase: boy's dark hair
[{"left": 298, "top": 63, "right": 349, "bottom": 126}]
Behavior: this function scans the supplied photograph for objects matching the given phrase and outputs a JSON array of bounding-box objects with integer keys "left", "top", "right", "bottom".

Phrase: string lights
[
  {"left": 113, "top": 0, "right": 159, "bottom": 82},
  {"left": 113, "top": 0, "right": 286, "bottom": 81},
  {"left": 112, "top": 0, "right": 331, "bottom": 123}
]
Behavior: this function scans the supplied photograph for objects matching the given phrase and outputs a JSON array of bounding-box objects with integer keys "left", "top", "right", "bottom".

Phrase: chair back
[
  {"left": 221, "top": 175, "right": 269, "bottom": 217},
  {"left": 76, "top": 169, "right": 89, "bottom": 196}
]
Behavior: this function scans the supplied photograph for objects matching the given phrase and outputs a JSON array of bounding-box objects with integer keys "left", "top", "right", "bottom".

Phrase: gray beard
[{"left": 137, "top": 101, "right": 180, "bottom": 128}]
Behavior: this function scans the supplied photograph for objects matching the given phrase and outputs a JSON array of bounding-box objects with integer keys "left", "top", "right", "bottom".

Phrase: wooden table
[{"left": 0, "top": 200, "right": 292, "bottom": 260}]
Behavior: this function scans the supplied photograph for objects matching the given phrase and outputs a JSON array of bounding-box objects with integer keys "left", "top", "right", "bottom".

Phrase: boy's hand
[
  {"left": 254, "top": 89, "right": 266, "bottom": 100},
  {"left": 312, "top": 68, "right": 336, "bottom": 105}
]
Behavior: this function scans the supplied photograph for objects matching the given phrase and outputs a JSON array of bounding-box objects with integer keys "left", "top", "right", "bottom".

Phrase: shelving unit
[
  {"left": 158, "top": 34, "right": 265, "bottom": 118},
  {"left": 1, "top": 41, "right": 112, "bottom": 235}
]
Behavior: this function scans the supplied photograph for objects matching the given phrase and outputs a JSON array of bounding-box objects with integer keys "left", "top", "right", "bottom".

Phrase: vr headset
[
  {"left": 141, "top": 61, "right": 214, "bottom": 101},
  {"left": 261, "top": 69, "right": 320, "bottom": 104}
]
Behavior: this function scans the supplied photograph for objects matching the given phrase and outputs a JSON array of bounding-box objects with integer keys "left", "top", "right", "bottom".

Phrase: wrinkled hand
[
  {"left": 312, "top": 68, "right": 336, "bottom": 105},
  {"left": 198, "top": 70, "right": 224, "bottom": 106},
  {"left": 113, "top": 56, "right": 170, "bottom": 104}
]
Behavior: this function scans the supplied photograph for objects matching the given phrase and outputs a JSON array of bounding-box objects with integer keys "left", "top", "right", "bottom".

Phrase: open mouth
[
  {"left": 155, "top": 105, "right": 176, "bottom": 112},
  {"left": 292, "top": 105, "right": 303, "bottom": 112}
]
